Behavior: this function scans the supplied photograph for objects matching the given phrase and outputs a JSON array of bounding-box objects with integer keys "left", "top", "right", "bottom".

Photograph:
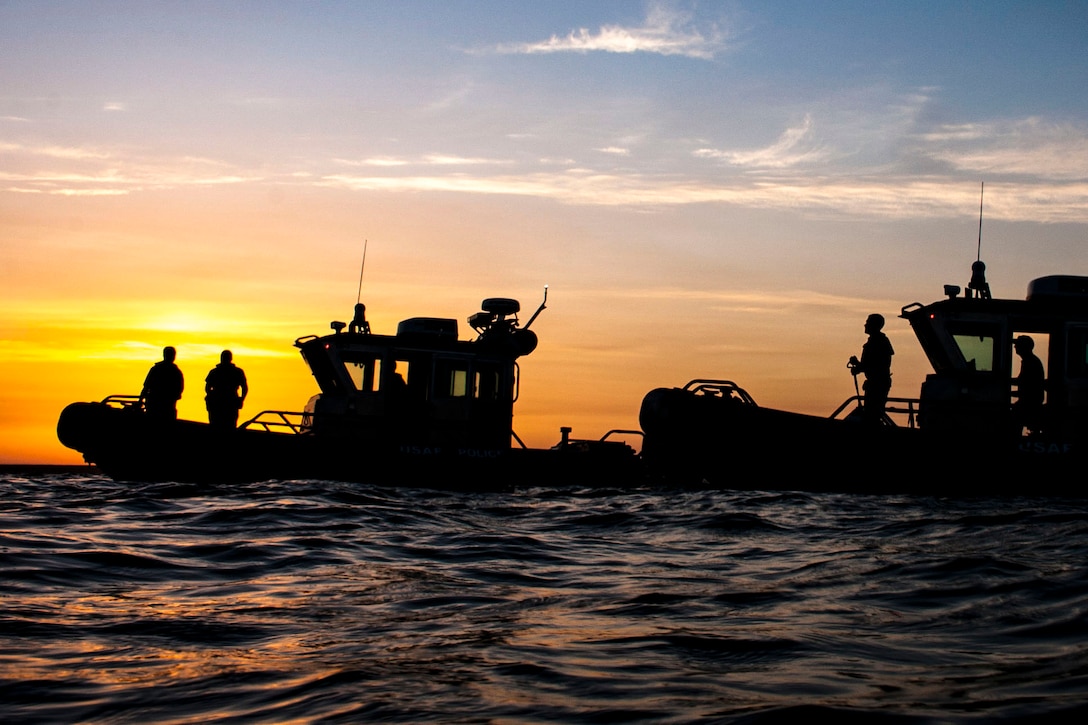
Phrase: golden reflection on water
[
  {"left": 0, "top": 577, "right": 335, "bottom": 689},
  {"left": 0, "top": 640, "right": 313, "bottom": 689}
]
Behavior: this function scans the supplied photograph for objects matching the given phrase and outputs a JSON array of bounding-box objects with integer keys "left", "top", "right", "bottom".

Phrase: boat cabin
[
  {"left": 294, "top": 296, "right": 542, "bottom": 451},
  {"left": 902, "top": 268, "right": 1088, "bottom": 438}
]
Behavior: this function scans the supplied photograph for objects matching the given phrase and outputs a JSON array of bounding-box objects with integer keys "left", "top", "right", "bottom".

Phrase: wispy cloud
[
  {"left": 5, "top": 106, "right": 1087, "bottom": 222},
  {"left": 317, "top": 168, "right": 1088, "bottom": 222},
  {"left": 0, "top": 143, "right": 259, "bottom": 195},
  {"left": 334, "top": 154, "right": 509, "bottom": 168},
  {"left": 489, "top": 4, "right": 728, "bottom": 60},
  {"left": 919, "top": 118, "right": 1088, "bottom": 180},
  {"left": 694, "top": 115, "right": 830, "bottom": 168},
  {"left": 585, "top": 286, "right": 880, "bottom": 313},
  {"left": 0, "top": 141, "right": 111, "bottom": 161},
  {"left": 422, "top": 154, "right": 509, "bottom": 166},
  {"left": 47, "top": 188, "right": 131, "bottom": 197}
]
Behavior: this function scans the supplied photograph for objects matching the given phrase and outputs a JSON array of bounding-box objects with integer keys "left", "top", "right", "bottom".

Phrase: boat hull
[
  {"left": 639, "top": 387, "right": 1086, "bottom": 496},
  {"left": 57, "top": 402, "right": 642, "bottom": 488}
]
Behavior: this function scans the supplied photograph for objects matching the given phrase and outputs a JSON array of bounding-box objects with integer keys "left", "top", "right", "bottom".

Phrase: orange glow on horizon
[{"left": 1, "top": 272, "right": 938, "bottom": 466}]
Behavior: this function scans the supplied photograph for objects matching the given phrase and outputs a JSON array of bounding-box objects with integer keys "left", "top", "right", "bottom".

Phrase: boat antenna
[
  {"left": 347, "top": 239, "right": 372, "bottom": 334},
  {"left": 967, "top": 183, "right": 991, "bottom": 299},
  {"left": 976, "top": 181, "right": 984, "bottom": 262},
  {"left": 356, "top": 239, "right": 368, "bottom": 304},
  {"left": 523, "top": 285, "right": 549, "bottom": 330}
]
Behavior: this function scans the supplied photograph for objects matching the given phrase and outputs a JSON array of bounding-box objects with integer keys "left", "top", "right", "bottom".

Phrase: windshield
[{"left": 952, "top": 332, "right": 996, "bottom": 372}]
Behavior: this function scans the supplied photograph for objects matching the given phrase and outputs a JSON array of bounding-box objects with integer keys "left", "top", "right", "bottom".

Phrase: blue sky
[
  {"left": 3, "top": 1, "right": 1088, "bottom": 461},
  {"left": 5, "top": 2, "right": 1086, "bottom": 218}
]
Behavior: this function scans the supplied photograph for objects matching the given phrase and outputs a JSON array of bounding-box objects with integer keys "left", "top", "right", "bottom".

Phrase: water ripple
[{"left": 1, "top": 473, "right": 1087, "bottom": 722}]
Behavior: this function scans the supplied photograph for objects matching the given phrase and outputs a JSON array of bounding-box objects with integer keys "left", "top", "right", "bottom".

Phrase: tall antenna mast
[
  {"left": 968, "top": 182, "right": 991, "bottom": 300},
  {"left": 348, "top": 239, "right": 372, "bottom": 334},
  {"left": 976, "top": 182, "right": 984, "bottom": 262},
  {"left": 356, "top": 239, "right": 368, "bottom": 304}
]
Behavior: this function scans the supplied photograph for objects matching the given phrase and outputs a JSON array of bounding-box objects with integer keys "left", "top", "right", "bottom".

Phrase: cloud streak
[
  {"left": 919, "top": 118, "right": 1088, "bottom": 180},
  {"left": 0, "top": 141, "right": 111, "bottom": 161},
  {"left": 320, "top": 160, "right": 1088, "bottom": 222},
  {"left": 694, "top": 115, "right": 830, "bottom": 169},
  {"left": 307, "top": 105, "right": 1088, "bottom": 222},
  {"left": 489, "top": 4, "right": 728, "bottom": 59},
  {"left": 0, "top": 143, "right": 260, "bottom": 195},
  {"left": 5, "top": 105, "right": 1087, "bottom": 221},
  {"left": 317, "top": 170, "right": 1088, "bottom": 222}
]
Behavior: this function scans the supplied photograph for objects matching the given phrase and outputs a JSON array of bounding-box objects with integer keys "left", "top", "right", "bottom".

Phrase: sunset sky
[{"left": 3, "top": 1, "right": 1087, "bottom": 464}]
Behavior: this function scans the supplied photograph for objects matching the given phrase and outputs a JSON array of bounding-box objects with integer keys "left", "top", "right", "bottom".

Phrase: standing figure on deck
[
  {"left": 849, "top": 314, "right": 895, "bottom": 426},
  {"left": 140, "top": 346, "right": 184, "bottom": 421},
  {"left": 205, "top": 350, "right": 248, "bottom": 429},
  {"left": 1012, "top": 335, "right": 1045, "bottom": 435}
]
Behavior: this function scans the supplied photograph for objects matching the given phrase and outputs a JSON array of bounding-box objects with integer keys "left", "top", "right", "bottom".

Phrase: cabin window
[
  {"left": 346, "top": 356, "right": 382, "bottom": 392},
  {"left": 951, "top": 331, "right": 997, "bottom": 372},
  {"left": 450, "top": 369, "right": 469, "bottom": 397},
  {"left": 388, "top": 360, "right": 411, "bottom": 393},
  {"left": 434, "top": 359, "right": 471, "bottom": 398},
  {"left": 474, "top": 364, "right": 502, "bottom": 400}
]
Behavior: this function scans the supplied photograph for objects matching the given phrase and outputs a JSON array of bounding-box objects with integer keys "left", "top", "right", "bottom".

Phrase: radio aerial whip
[
  {"left": 977, "top": 181, "right": 984, "bottom": 262},
  {"left": 356, "top": 239, "right": 368, "bottom": 305},
  {"left": 349, "top": 239, "right": 371, "bottom": 334},
  {"left": 968, "top": 182, "right": 991, "bottom": 299}
]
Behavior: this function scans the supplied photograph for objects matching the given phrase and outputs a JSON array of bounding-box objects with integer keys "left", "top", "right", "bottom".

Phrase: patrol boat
[
  {"left": 639, "top": 264, "right": 1088, "bottom": 495},
  {"left": 57, "top": 289, "right": 640, "bottom": 487}
]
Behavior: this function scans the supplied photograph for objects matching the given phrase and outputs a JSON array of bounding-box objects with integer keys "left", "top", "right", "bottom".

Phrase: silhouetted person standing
[
  {"left": 140, "top": 346, "right": 184, "bottom": 421},
  {"left": 205, "top": 350, "right": 248, "bottom": 429},
  {"left": 1012, "top": 335, "right": 1045, "bottom": 434},
  {"left": 849, "top": 313, "right": 894, "bottom": 426}
]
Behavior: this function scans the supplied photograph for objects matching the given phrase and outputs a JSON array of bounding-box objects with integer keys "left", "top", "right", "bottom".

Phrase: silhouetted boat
[
  {"left": 58, "top": 291, "right": 641, "bottom": 487},
  {"left": 639, "top": 266, "right": 1088, "bottom": 495}
]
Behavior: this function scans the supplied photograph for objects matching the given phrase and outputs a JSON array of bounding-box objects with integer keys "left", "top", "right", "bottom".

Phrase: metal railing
[
  {"left": 682, "top": 379, "right": 758, "bottom": 406},
  {"left": 100, "top": 394, "right": 142, "bottom": 409},
  {"left": 517, "top": 427, "right": 644, "bottom": 451},
  {"left": 96, "top": 394, "right": 312, "bottom": 434},
  {"left": 600, "top": 428, "right": 643, "bottom": 443},
  {"left": 240, "top": 411, "right": 311, "bottom": 435},
  {"left": 680, "top": 379, "right": 920, "bottom": 429},
  {"left": 829, "top": 395, "right": 920, "bottom": 428}
]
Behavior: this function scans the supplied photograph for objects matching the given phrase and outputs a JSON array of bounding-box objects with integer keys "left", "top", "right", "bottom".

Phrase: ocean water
[{"left": 2, "top": 473, "right": 1088, "bottom": 724}]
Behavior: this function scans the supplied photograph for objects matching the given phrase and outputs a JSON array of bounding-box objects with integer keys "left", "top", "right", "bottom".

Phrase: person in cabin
[
  {"left": 849, "top": 313, "right": 895, "bottom": 426},
  {"left": 204, "top": 350, "right": 249, "bottom": 429},
  {"left": 1012, "top": 335, "right": 1045, "bottom": 435},
  {"left": 140, "top": 346, "right": 184, "bottom": 420},
  {"left": 386, "top": 361, "right": 408, "bottom": 399}
]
